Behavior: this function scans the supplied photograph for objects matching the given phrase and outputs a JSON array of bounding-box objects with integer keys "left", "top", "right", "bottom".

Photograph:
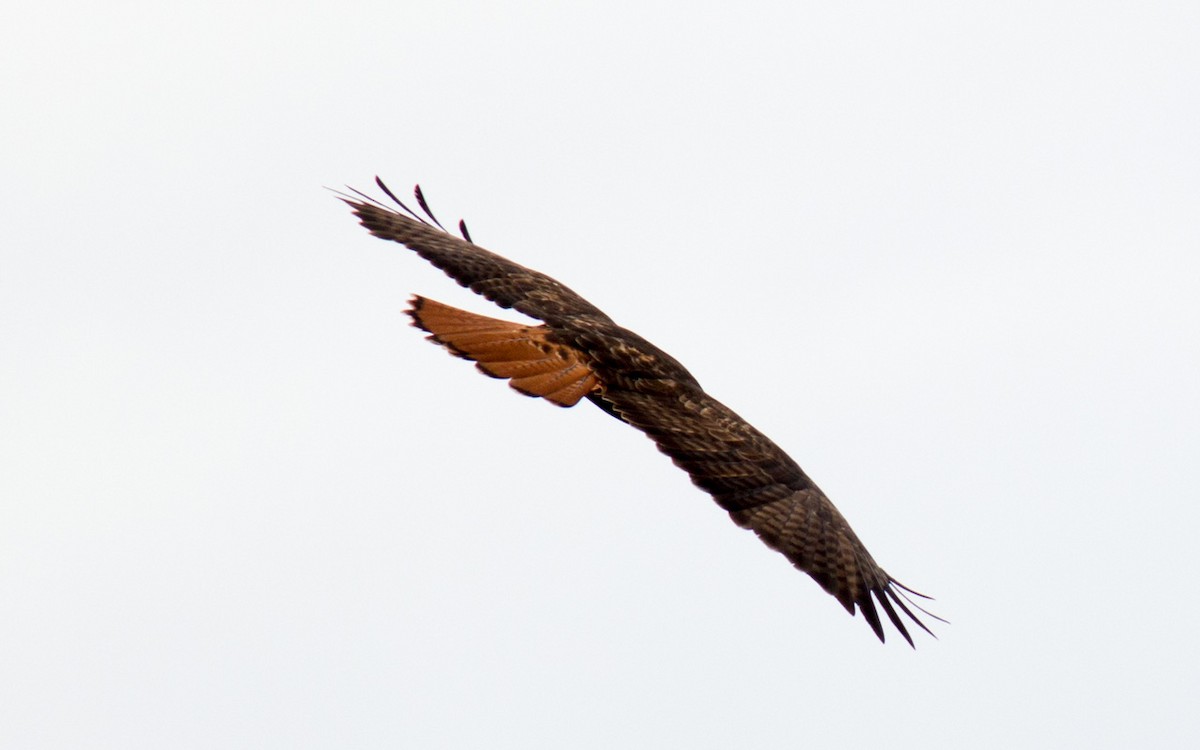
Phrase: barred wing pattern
[{"left": 342, "top": 178, "right": 938, "bottom": 645}]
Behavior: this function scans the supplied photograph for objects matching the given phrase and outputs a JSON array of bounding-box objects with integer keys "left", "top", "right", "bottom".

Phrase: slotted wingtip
[
  {"left": 853, "top": 580, "right": 945, "bottom": 647},
  {"left": 337, "top": 177, "right": 475, "bottom": 243}
]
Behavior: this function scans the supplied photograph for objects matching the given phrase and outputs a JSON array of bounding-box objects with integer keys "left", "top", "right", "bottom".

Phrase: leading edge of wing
[{"left": 337, "top": 178, "right": 612, "bottom": 326}]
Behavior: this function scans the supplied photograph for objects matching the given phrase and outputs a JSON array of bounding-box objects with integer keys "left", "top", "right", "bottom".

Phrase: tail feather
[{"left": 407, "top": 296, "right": 599, "bottom": 407}]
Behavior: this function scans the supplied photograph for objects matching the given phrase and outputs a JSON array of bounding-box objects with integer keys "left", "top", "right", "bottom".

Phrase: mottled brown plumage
[{"left": 340, "top": 177, "right": 940, "bottom": 645}]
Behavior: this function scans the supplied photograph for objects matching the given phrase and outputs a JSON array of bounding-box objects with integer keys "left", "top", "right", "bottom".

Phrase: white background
[{"left": 3, "top": 2, "right": 1198, "bottom": 747}]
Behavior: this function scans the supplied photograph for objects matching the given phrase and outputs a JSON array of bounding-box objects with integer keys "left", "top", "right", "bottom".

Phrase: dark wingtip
[
  {"left": 848, "top": 577, "right": 942, "bottom": 646},
  {"left": 374, "top": 175, "right": 395, "bottom": 200},
  {"left": 414, "top": 184, "right": 449, "bottom": 232},
  {"left": 369, "top": 176, "right": 427, "bottom": 225},
  {"left": 858, "top": 594, "right": 886, "bottom": 644},
  {"left": 891, "top": 581, "right": 949, "bottom": 629},
  {"left": 341, "top": 177, "right": 477, "bottom": 244},
  {"left": 876, "top": 589, "right": 915, "bottom": 648},
  {"left": 866, "top": 579, "right": 946, "bottom": 646}
]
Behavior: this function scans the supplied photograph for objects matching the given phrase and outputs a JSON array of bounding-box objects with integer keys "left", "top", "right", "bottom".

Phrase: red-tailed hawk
[{"left": 341, "top": 178, "right": 940, "bottom": 645}]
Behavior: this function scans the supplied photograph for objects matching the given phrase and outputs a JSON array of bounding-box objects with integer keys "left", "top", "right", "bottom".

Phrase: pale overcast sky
[{"left": 3, "top": 2, "right": 1198, "bottom": 748}]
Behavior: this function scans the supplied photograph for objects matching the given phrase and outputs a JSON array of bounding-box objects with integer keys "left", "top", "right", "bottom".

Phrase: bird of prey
[{"left": 340, "top": 177, "right": 939, "bottom": 645}]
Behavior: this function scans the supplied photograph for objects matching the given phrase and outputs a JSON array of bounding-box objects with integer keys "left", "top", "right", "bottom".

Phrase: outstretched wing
[
  {"left": 599, "top": 386, "right": 937, "bottom": 645},
  {"left": 341, "top": 178, "right": 939, "bottom": 645},
  {"left": 342, "top": 180, "right": 610, "bottom": 326}
]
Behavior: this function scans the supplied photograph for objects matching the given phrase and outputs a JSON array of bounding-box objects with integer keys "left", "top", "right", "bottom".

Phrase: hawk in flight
[{"left": 341, "top": 178, "right": 939, "bottom": 645}]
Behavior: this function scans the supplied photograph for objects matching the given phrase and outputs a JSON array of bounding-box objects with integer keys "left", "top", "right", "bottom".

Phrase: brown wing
[
  {"left": 342, "top": 178, "right": 939, "bottom": 645},
  {"left": 341, "top": 179, "right": 611, "bottom": 326},
  {"left": 601, "top": 386, "right": 937, "bottom": 645}
]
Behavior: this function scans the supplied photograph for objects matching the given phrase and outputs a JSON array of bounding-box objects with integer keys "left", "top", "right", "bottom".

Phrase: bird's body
[{"left": 342, "top": 178, "right": 937, "bottom": 645}]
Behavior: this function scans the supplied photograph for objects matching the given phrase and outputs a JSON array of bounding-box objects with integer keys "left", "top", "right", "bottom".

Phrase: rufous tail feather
[{"left": 407, "top": 296, "right": 598, "bottom": 407}]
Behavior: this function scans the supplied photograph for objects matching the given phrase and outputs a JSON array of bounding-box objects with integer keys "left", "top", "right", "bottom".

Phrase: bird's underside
[{"left": 340, "top": 177, "right": 940, "bottom": 645}]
